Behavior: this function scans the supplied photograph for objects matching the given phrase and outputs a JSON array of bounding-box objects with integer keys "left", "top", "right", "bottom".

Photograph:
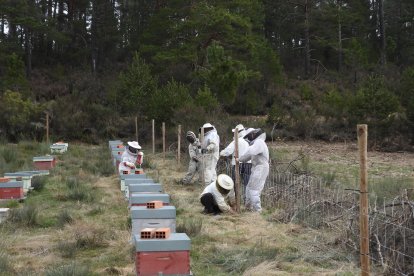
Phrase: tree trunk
[
  {"left": 304, "top": 0, "right": 311, "bottom": 78},
  {"left": 337, "top": 0, "right": 342, "bottom": 72},
  {"left": 379, "top": 0, "right": 386, "bottom": 65},
  {"left": 25, "top": 28, "right": 32, "bottom": 78}
]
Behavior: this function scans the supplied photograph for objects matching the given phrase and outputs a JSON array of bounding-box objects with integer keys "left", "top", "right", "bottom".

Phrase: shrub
[
  {"left": 44, "top": 262, "right": 90, "bottom": 276},
  {"left": 176, "top": 217, "right": 203, "bottom": 237},
  {"left": 8, "top": 205, "right": 39, "bottom": 227},
  {"left": 5, "top": 200, "right": 19, "bottom": 208},
  {"left": 74, "top": 225, "right": 108, "bottom": 249},
  {"left": 31, "top": 176, "right": 47, "bottom": 191},
  {"left": 0, "top": 252, "right": 12, "bottom": 275},
  {"left": 0, "top": 146, "right": 17, "bottom": 163},
  {"left": 65, "top": 177, "right": 94, "bottom": 202},
  {"left": 56, "top": 210, "right": 73, "bottom": 228},
  {"left": 55, "top": 241, "right": 77, "bottom": 258}
]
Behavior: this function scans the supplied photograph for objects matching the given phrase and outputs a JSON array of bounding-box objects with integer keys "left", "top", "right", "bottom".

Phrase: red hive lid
[{"left": 0, "top": 177, "right": 10, "bottom": 183}]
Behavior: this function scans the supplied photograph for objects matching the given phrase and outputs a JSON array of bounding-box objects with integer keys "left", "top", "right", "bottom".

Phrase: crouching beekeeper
[
  {"left": 200, "top": 174, "right": 236, "bottom": 215},
  {"left": 118, "top": 141, "right": 144, "bottom": 174}
]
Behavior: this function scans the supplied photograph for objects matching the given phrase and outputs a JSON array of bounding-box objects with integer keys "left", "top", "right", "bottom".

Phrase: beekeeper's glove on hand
[
  {"left": 192, "top": 156, "right": 199, "bottom": 162},
  {"left": 201, "top": 149, "right": 208, "bottom": 154},
  {"left": 125, "top": 162, "right": 135, "bottom": 169},
  {"left": 206, "top": 144, "right": 215, "bottom": 153}
]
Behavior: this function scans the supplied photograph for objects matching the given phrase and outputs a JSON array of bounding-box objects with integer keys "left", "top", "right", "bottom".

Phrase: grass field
[{"left": 0, "top": 141, "right": 413, "bottom": 275}]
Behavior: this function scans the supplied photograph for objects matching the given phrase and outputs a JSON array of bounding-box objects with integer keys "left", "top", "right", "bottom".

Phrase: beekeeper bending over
[
  {"left": 200, "top": 123, "right": 220, "bottom": 185},
  {"left": 236, "top": 129, "right": 269, "bottom": 212},
  {"left": 118, "top": 141, "right": 144, "bottom": 174},
  {"left": 200, "top": 174, "right": 236, "bottom": 215}
]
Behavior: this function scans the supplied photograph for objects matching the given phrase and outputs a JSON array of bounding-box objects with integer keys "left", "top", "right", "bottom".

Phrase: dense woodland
[{"left": 0, "top": 1, "right": 413, "bottom": 149}]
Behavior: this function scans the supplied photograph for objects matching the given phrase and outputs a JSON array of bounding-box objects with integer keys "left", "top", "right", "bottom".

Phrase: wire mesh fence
[{"left": 257, "top": 157, "right": 414, "bottom": 276}]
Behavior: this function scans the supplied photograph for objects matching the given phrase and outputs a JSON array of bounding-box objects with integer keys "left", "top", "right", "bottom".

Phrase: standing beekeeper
[
  {"left": 220, "top": 124, "right": 252, "bottom": 198},
  {"left": 181, "top": 131, "right": 202, "bottom": 184},
  {"left": 200, "top": 174, "right": 236, "bottom": 215},
  {"left": 236, "top": 128, "right": 269, "bottom": 212},
  {"left": 199, "top": 123, "right": 220, "bottom": 185},
  {"left": 118, "top": 141, "right": 144, "bottom": 174}
]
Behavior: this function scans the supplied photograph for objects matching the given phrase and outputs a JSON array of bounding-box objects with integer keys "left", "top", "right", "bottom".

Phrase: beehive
[
  {"left": 131, "top": 206, "right": 176, "bottom": 239},
  {"left": 4, "top": 173, "right": 33, "bottom": 194},
  {"left": 124, "top": 179, "right": 157, "bottom": 199},
  {"left": 134, "top": 233, "right": 191, "bottom": 276},
  {"left": 108, "top": 140, "right": 122, "bottom": 151},
  {"left": 0, "top": 208, "right": 10, "bottom": 223},
  {"left": 121, "top": 175, "right": 150, "bottom": 193},
  {"left": 50, "top": 143, "right": 68, "bottom": 154},
  {"left": 0, "top": 181, "right": 24, "bottom": 200},
  {"left": 129, "top": 183, "right": 162, "bottom": 193},
  {"left": 130, "top": 193, "right": 170, "bottom": 207},
  {"left": 33, "top": 156, "right": 56, "bottom": 170}
]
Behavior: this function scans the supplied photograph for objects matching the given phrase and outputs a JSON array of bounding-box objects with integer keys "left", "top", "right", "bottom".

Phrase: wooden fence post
[
  {"left": 178, "top": 125, "right": 181, "bottom": 164},
  {"left": 234, "top": 128, "right": 240, "bottom": 213},
  {"left": 358, "top": 124, "right": 370, "bottom": 276},
  {"left": 162, "top": 122, "right": 165, "bottom": 160},
  {"left": 200, "top": 128, "right": 205, "bottom": 185},
  {"left": 152, "top": 119, "right": 155, "bottom": 154}
]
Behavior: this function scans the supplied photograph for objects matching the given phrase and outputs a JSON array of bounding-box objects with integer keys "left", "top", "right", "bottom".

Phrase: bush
[
  {"left": 0, "top": 146, "right": 17, "bottom": 163},
  {"left": 56, "top": 210, "right": 73, "bottom": 228},
  {"left": 55, "top": 241, "right": 77, "bottom": 258},
  {"left": 65, "top": 177, "right": 94, "bottom": 202},
  {"left": 31, "top": 176, "right": 47, "bottom": 191},
  {"left": 0, "top": 252, "right": 13, "bottom": 275},
  {"left": 44, "top": 262, "right": 90, "bottom": 276},
  {"left": 74, "top": 225, "right": 108, "bottom": 249},
  {"left": 176, "top": 217, "right": 203, "bottom": 237},
  {"left": 8, "top": 205, "right": 39, "bottom": 227}
]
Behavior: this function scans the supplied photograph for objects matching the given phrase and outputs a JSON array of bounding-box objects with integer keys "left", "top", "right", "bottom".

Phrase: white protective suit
[
  {"left": 239, "top": 132, "right": 269, "bottom": 212},
  {"left": 220, "top": 130, "right": 250, "bottom": 166},
  {"left": 118, "top": 149, "right": 143, "bottom": 174},
  {"left": 200, "top": 181, "right": 236, "bottom": 212},
  {"left": 201, "top": 126, "right": 220, "bottom": 185},
  {"left": 182, "top": 138, "right": 202, "bottom": 184}
]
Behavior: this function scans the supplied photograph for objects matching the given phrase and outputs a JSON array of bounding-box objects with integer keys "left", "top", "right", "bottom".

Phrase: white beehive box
[
  {"left": 131, "top": 206, "right": 176, "bottom": 242},
  {"left": 50, "top": 143, "right": 68, "bottom": 153},
  {"left": 0, "top": 208, "right": 10, "bottom": 223}
]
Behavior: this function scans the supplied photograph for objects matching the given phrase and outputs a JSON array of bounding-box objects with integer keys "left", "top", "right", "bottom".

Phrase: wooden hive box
[
  {"left": 134, "top": 233, "right": 191, "bottom": 276},
  {"left": 0, "top": 181, "right": 24, "bottom": 200},
  {"left": 4, "top": 173, "right": 33, "bottom": 194},
  {"left": 131, "top": 206, "right": 176, "bottom": 241},
  {"left": 130, "top": 193, "right": 170, "bottom": 207},
  {"left": 33, "top": 156, "right": 56, "bottom": 170}
]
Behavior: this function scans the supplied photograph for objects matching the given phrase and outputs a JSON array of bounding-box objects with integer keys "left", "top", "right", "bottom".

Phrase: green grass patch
[
  {"left": 44, "top": 262, "right": 91, "bottom": 276},
  {"left": 207, "top": 243, "right": 279, "bottom": 274},
  {"left": 7, "top": 205, "right": 39, "bottom": 227},
  {"left": 176, "top": 216, "right": 203, "bottom": 237}
]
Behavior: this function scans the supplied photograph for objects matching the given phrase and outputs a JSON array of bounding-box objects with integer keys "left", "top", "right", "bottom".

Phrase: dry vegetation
[{"left": 0, "top": 141, "right": 413, "bottom": 275}]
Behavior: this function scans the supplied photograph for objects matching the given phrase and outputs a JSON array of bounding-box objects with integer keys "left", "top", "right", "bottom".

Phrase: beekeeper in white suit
[
  {"left": 118, "top": 141, "right": 144, "bottom": 174},
  {"left": 200, "top": 123, "right": 220, "bottom": 185},
  {"left": 220, "top": 124, "right": 252, "bottom": 198},
  {"left": 182, "top": 131, "right": 202, "bottom": 184},
  {"left": 237, "top": 128, "right": 269, "bottom": 212}
]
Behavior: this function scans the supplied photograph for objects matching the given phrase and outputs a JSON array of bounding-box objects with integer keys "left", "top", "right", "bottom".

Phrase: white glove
[
  {"left": 206, "top": 144, "right": 215, "bottom": 153},
  {"left": 125, "top": 162, "right": 135, "bottom": 169}
]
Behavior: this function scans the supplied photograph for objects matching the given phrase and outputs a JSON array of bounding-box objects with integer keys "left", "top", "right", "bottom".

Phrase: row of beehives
[
  {"left": 109, "top": 140, "right": 192, "bottom": 276},
  {"left": 0, "top": 155, "right": 56, "bottom": 223}
]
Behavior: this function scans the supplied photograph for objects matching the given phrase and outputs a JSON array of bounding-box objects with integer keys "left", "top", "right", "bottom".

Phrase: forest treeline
[{"left": 0, "top": 1, "right": 413, "bottom": 149}]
